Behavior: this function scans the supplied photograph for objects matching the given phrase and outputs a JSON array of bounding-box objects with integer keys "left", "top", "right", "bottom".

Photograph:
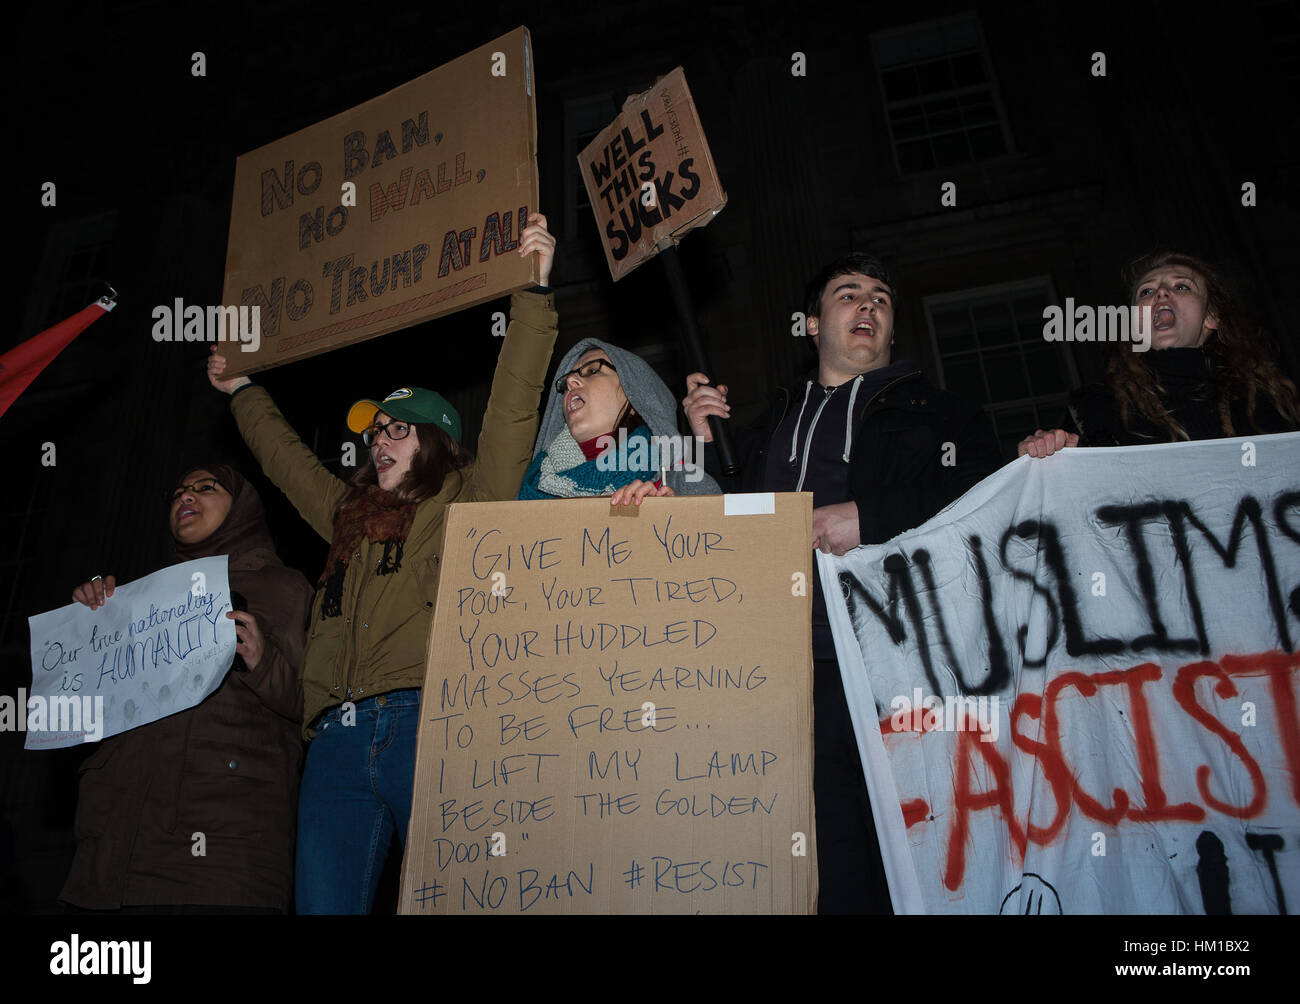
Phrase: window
[
  {"left": 872, "top": 14, "right": 1012, "bottom": 173},
  {"left": 924, "top": 278, "right": 1077, "bottom": 458},
  {"left": 18, "top": 212, "right": 117, "bottom": 348},
  {"left": 562, "top": 93, "right": 620, "bottom": 281}
]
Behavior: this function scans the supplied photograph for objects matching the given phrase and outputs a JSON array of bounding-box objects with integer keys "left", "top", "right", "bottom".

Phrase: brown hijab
[
  {"left": 170, "top": 464, "right": 308, "bottom": 646},
  {"left": 171, "top": 464, "right": 276, "bottom": 563}
]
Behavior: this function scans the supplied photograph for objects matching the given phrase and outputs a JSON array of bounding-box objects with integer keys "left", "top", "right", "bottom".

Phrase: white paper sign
[
  {"left": 821, "top": 433, "right": 1300, "bottom": 915},
  {"left": 22, "top": 556, "right": 238, "bottom": 749}
]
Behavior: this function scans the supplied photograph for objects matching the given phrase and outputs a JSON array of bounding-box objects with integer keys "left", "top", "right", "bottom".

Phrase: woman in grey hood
[{"left": 518, "top": 337, "right": 719, "bottom": 502}]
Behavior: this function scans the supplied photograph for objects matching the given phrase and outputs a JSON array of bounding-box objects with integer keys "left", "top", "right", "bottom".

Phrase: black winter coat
[
  {"left": 707, "top": 362, "right": 1003, "bottom": 546},
  {"left": 1064, "top": 347, "right": 1297, "bottom": 446}
]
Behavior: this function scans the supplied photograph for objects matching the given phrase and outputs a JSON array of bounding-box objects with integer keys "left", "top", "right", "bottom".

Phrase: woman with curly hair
[
  {"left": 1019, "top": 251, "right": 1299, "bottom": 456},
  {"left": 206, "top": 214, "right": 560, "bottom": 913}
]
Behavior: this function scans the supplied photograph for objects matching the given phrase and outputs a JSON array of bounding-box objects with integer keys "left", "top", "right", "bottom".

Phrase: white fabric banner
[
  {"left": 821, "top": 433, "right": 1300, "bottom": 915},
  {"left": 22, "top": 557, "right": 237, "bottom": 748}
]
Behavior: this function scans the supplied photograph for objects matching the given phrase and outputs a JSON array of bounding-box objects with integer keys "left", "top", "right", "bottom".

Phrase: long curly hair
[
  {"left": 334, "top": 421, "right": 473, "bottom": 519},
  {"left": 1105, "top": 250, "right": 1298, "bottom": 440}
]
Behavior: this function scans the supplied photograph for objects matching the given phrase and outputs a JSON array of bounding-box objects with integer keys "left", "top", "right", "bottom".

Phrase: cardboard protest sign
[
  {"left": 21, "top": 557, "right": 237, "bottom": 749},
  {"left": 821, "top": 434, "right": 1300, "bottom": 914},
  {"left": 399, "top": 493, "right": 815, "bottom": 914},
  {"left": 578, "top": 68, "right": 726, "bottom": 281},
  {"left": 220, "top": 27, "right": 539, "bottom": 376}
]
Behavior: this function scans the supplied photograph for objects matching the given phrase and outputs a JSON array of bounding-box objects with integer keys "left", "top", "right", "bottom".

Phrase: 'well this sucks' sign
[{"left": 578, "top": 68, "right": 726, "bottom": 281}]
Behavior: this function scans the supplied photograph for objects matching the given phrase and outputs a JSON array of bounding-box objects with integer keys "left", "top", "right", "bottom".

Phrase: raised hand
[
  {"left": 207, "top": 345, "right": 252, "bottom": 395},
  {"left": 519, "top": 212, "right": 557, "bottom": 288},
  {"left": 683, "top": 372, "right": 729, "bottom": 442}
]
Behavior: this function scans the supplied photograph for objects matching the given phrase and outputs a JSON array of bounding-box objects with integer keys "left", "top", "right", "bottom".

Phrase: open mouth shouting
[
  {"left": 565, "top": 390, "right": 585, "bottom": 416},
  {"left": 1153, "top": 305, "right": 1176, "bottom": 330},
  {"left": 176, "top": 504, "right": 200, "bottom": 522},
  {"left": 852, "top": 320, "right": 877, "bottom": 337},
  {"left": 374, "top": 450, "right": 396, "bottom": 475}
]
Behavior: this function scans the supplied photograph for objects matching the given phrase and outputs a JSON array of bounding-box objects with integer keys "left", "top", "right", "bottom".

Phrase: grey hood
[{"left": 535, "top": 338, "right": 719, "bottom": 495}]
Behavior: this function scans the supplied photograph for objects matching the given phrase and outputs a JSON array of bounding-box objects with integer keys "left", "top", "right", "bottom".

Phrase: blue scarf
[{"left": 518, "top": 425, "right": 656, "bottom": 499}]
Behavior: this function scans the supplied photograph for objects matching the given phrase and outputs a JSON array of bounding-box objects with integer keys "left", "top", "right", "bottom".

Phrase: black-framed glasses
[
  {"left": 170, "top": 477, "right": 224, "bottom": 504},
  {"left": 555, "top": 357, "right": 618, "bottom": 395},
  {"left": 362, "top": 419, "right": 412, "bottom": 446}
]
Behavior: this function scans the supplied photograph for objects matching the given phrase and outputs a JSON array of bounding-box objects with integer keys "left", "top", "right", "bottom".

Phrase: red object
[
  {"left": 579, "top": 434, "right": 664, "bottom": 487},
  {"left": 0, "top": 298, "right": 114, "bottom": 418}
]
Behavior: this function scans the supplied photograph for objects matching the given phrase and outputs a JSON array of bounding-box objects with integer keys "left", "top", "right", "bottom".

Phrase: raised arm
[
  {"left": 471, "top": 212, "right": 560, "bottom": 501},
  {"left": 208, "top": 348, "right": 347, "bottom": 540},
  {"left": 472, "top": 290, "right": 560, "bottom": 500}
]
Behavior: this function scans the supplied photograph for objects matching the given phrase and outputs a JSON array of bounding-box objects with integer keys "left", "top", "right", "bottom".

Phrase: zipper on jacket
[
  {"left": 341, "top": 546, "right": 363, "bottom": 703},
  {"left": 791, "top": 371, "right": 920, "bottom": 490},
  {"left": 794, "top": 386, "right": 836, "bottom": 492}
]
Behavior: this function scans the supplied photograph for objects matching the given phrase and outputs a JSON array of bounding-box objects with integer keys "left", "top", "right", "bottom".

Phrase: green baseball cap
[{"left": 347, "top": 386, "right": 462, "bottom": 444}]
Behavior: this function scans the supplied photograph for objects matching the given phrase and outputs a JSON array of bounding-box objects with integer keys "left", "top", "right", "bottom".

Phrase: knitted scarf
[
  {"left": 518, "top": 425, "right": 656, "bottom": 499},
  {"left": 318, "top": 486, "right": 417, "bottom": 618}
]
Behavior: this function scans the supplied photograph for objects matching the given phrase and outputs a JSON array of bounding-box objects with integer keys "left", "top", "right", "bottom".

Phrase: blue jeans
[{"left": 295, "top": 689, "right": 421, "bottom": 914}]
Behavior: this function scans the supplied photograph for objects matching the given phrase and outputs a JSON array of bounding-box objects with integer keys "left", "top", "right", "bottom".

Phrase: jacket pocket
[
  {"left": 178, "top": 735, "right": 294, "bottom": 842},
  {"left": 77, "top": 738, "right": 118, "bottom": 773},
  {"left": 419, "top": 554, "right": 442, "bottom": 602},
  {"left": 306, "top": 601, "right": 348, "bottom": 691},
  {"left": 877, "top": 425, "right": 935, "bottom": 479},
  {"left": 72, "top": 741, "right": 122, "bottom": 840}
]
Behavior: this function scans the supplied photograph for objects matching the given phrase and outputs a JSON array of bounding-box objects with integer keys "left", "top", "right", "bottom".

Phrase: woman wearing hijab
[
  {"left": 60, "top": 465, "right": 313, "bottom": 913},
  {"left": 520, "top": 338, "right": 720, "bottom": 502},
  {"left": 1019, "top": 250, "right": 1299, "bottom": 456},
  {"left": 206, "top": 214, "right": 559, "bottom": 914}
]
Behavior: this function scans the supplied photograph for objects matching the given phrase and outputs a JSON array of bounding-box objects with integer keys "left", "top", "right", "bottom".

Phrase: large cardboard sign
[
  {"left": 400, "top": 494, "right": 815, "bottom": 914},
  {"left": 22, "top": 557, "right": 236, "bottom": 749},
  {"left": 221, "top": 27, "right": 539, "bottom": 375},
  {"left": 821, "top": 434, "right": 1300, "bottom": 914},
  {"left": 578, "top": 68, "right": 726, "bottom": 281}
]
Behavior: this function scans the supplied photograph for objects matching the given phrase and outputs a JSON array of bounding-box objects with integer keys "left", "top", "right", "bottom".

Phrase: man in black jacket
[{"left": 683, "top": 252, "right": 1002, "bottom": 912}]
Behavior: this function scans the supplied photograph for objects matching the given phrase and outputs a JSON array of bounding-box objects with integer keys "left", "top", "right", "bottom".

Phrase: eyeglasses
[
  {"left": 170, "top": 478, "right": 224, "bottom": 504},
  {"left": 362, "top": 419, "right": 412, "bottom": 446},
  {"left": 555, "top": 358, "right": 618, "bottom": 395}
]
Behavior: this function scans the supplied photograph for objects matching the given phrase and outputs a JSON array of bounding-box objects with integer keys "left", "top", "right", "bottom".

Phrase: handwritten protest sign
[
  {"left": 21, "top": 557, "right": 237, "bottom": 749},
  {"left": 578, "top": 68, "right": 726, "bottom": 281},
  {"left": 221, "top": 27, "right": 539, "bottom": 376},
  {"left": 821, "top": 434, "right": 1300, "bottom": 914},
  {"left": 399, "top": 494, "right": 815, "bottom": 914}
]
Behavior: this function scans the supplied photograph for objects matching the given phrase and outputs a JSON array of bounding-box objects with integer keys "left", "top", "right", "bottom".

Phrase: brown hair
[
  {"left": 334, "top": 422, "right": 473, "bottom": 518},
  {"left": 1105, "top": 250, "right": 1299, "bottom": 440},
  {"left": 612, "top": 402, "right": 643, "bottom": 437}
]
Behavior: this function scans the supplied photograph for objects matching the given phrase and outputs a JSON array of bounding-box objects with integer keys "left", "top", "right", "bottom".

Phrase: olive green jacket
[{"left": 230, "top": 290, "right": 558, "bottom": 737}]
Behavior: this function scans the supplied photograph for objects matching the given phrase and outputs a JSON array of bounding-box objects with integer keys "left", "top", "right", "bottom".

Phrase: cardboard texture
[
  {"left": 577, "top": 68, "right": 727, "bottom": 281},
  {"left": 220, "top": 27, "right": 539, "bottom": 376},
  {"left": 399, "top": 493, "right": 815, "bottom": 914}
]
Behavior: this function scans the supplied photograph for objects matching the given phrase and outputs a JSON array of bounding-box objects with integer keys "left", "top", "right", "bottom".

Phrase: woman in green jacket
[{"left": 207, "top": 214, "right": 558, "bottom": 913}]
